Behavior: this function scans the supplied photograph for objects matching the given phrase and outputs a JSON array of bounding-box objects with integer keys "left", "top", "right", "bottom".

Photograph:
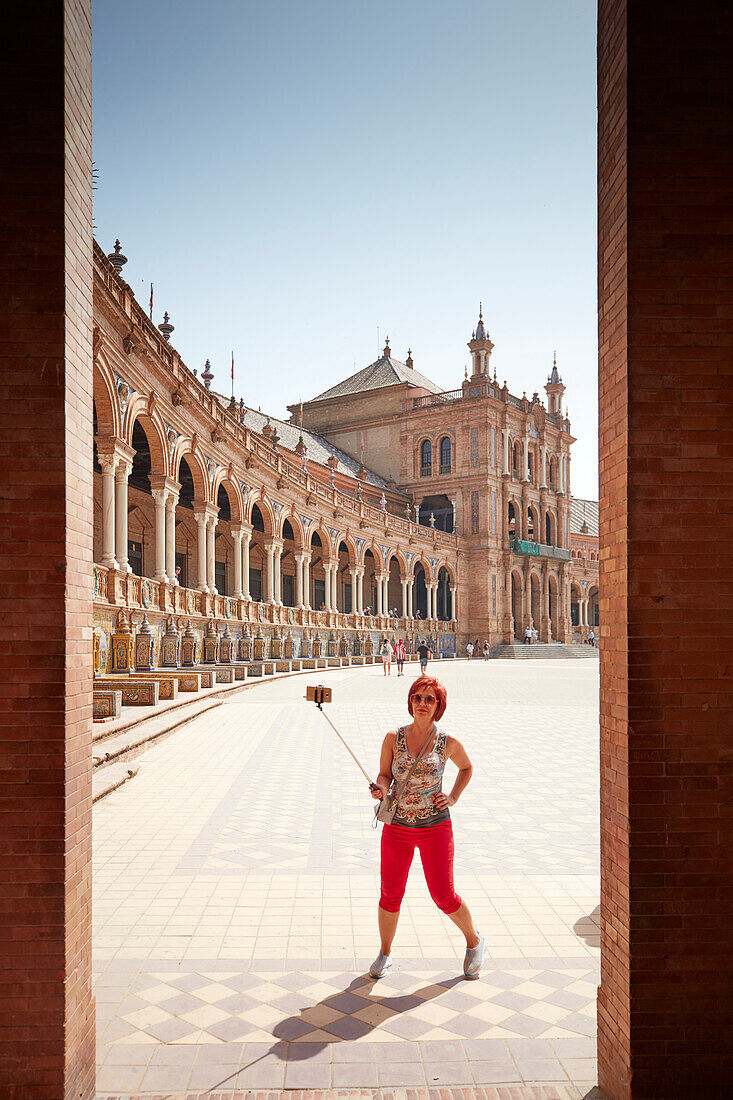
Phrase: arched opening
[
  {"left": 508, "top": 501, "right": 517, "bottom": 540},
  {"left": 511, "top": 572, "right": 523, "bottom": 640},
  {"left": 512, "top": 442, "right": 520, "bottom": 478},
  {"left": 548, "top": 574, "right": 560, "bottom": 639},
  {"left": 281, "top": 520, "right": 296, "bottom": 607},
  {"left": 338, "top": 540, "right": 352, "bottom": 613},
  {"left": 439, "top": 436, "right": 452, "bottom": 474},
  {"left": 249, "top": 504, "right": 266, "bottom": 601},
  {"left": 418, "top": 494, "right": 453, "bottom": 532},
  {"left": 213, "top": 484, "right": 234, "bottom": 596},
  {"left": 420, "top": 439, "right": 432, "bottom": 477},
  {"left": 549, "top": 456, "right": 557, "bottom": 491},
  {"left": 545, "top": 509, "right": 557, "bottom": 546},
  {"left": 127, "top": 420, "right": 153, "bottom": 577},
  {"left": 310, "top": 530, "right": 327, "bottom": 610},
  {"left": 363, "top": 547, "right": 376, "bottom": 614},
  {"left": 386, "top": 555, "right": 401, "bottom": 617},
  {"left": 588, "top": 585, "right": 599, "bottom": 629},
  {"left": 527, "top": 505, "right": 538, "bottom": 542},
  {"left": 530, "top": 572, "right": 542, "bottom": 631},
  {"left": 437, "top": 566, "right": 452, "bottom": 621},
  {"left": 414, "top": 562, "right": 428, "bottom": 619},
  {"left": 571, "top": 582, "right": 582, "bottom": 628}
]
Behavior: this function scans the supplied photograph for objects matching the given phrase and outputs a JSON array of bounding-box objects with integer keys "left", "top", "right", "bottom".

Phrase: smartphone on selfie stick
[{"left": 306, "top": 685, "right": 382, "bottom": 797}]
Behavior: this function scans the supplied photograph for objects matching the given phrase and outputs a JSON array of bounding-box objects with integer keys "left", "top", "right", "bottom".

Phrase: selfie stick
[{"left": 309, "top": 687, "right": 380, "bottom": 792}]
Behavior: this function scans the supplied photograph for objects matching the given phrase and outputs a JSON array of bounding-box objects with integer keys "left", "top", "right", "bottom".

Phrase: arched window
[
  {"left": 549, "top": 456, "right": 556, "bottom": 491},
  {"left": 420, "top": 440, "right": 432, "bottom": 476},
  {"left": 439, "top": 436, "right": 451, "bottom": 473},
  {"left": 512, "top": 443, "right": 519, "bottom": 478}
]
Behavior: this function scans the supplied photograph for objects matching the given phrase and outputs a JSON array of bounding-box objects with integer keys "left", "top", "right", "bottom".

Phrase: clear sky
[{"left": 92, "top": 0, "right": 598, "bottom": 499}]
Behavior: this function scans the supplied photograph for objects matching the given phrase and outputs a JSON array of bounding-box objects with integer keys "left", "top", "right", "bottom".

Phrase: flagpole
[
  {"left": 149, "top": 282, "right": 153, "bottom": 321},
  {"left": 231, "top": 351, "right": 234, "bottom": 400}
]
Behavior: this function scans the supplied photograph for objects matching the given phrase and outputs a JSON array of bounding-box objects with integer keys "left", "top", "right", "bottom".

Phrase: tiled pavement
[{"left": 93, "top": 660, "right": 600, "bottom": 1097}]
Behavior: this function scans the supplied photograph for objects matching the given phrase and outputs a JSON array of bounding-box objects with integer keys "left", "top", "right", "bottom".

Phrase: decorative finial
[
  {"left": 380, "top": 492, "right": 387, "bottom": 511},
  {"left": 383, "top": 336, "right": 391, "bottom": 358},
  {"left": 464, "top": 365, "right": 468, "bottom": 380},
  {"left": 158, "top": 311, "right": 174, "bottom": 341},
  {"left": 479, "top": 301, "right": 483, "bottom": 321},
  {"left": 201, "top": 359, "right": 214, "bottom": 389},
  {"left": 406, "top": 347, "right": 413, "bottom": 369},
  {"left": 108, "top": 239, "right": 127, "bottom": 273}
]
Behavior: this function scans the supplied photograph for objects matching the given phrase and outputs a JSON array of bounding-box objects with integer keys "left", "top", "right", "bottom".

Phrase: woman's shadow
[{"left": 206, "top": 969, "right": 466, "bottom": 1089}]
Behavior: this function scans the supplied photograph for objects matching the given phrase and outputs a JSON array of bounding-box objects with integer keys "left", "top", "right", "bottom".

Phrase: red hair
[{"left": 407, "top": 675, "right": 447, "bottom": 721}]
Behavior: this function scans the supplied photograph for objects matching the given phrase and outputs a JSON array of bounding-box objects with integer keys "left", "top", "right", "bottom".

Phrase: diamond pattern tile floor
[{"left": 93, "top": 661, "right": 600, "bottom": 1094}]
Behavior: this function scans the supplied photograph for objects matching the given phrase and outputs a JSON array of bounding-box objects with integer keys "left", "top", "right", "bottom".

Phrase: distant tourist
[
  {"left": 523, "top": 626, "right": 531, "bottom": 645},
  {"left": 482, "top": 640, "right": 490, "bottom": 660},
  {"left": 417, "top": 639, "right": 432, "bottom": 671},
  {"left": 369, "top": 676, "right": 486, "bottom": 980},
  {"left": 395, "top": 637, "right": 406, "bottom": 676},
  {"left": 532, "top": 626, "right": 538, "bottom": 645},
  {"left": 473, "top": 638, "right": 479, "bottom": 656},
  {"left": 589, "top": 629, "right": 595, "bottom": 647},
  {"left": 466, "top": 641, "right": 474, "bottom": 660},
  {"left": 381, "top": 638, "right": 394, "bottom": 675}
]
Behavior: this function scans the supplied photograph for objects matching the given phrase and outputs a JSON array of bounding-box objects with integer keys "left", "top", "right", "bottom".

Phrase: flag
[
  {"left": 149, "top": 282, "right": 153, "bottom": 319},
  {"left": 231, "top": 351, "right": 235, "bottom": 398}
]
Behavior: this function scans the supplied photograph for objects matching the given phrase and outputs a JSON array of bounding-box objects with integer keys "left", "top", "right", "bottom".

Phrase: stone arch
[
  {"left": 309, "top": 522, "right": 333, "bottom": 557},
  {"left": 439, "top": 435, "right": 452, "bottom": 473},
  {"left": 510, "top": 567, "right": 525, "bottom": 640},
  {"left": 548, "top": 572, "right": 560, "bottom": 639},
  {"left": 212, "top": 471, "right": 243, "bottom": 524},
  {"left": 171, "top": 446, "right": 209, "bottom": 503},
  {"left": 282, "top": 508, "right": 307, "bottom": 550},
  {"left": 436, "top": 565, "right": 453, "bottom": 620},
  {"left": 570, "top": 581, "right": 582, "bottom": 628},
  {"left": 548, "top": 454, "right": 558, "bottom": 491},
  {"left": 527, "top": 503, "right": 540, "bottom": 542},
  {"left": 249, "top": 491, "right": 275, "bottom": 537},
  {"left": 511, "top": 439, "right": 521, "bottom": 479},
  {"left": 545, "top": 508, "right": 558, "bottom": 546},
  {"left": 588, "top": 584, "right": 599, "bottom": 629},
  {"left": 93, "top": 355, "right": 120, "bottom": 439},
  {"left": 418, "top": 437, "right": 433, "bottom": 475},
  {"left": 125, "top": 401, "right": 168, "bottom": 477},
  {"left": 529, "top": 568, "right": 542, "bottom": 630},
  {"left": 412, "top": 552, "right": 434, "bottom": 584}
]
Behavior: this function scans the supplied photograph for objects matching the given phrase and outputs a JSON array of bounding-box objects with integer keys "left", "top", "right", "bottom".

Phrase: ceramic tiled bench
[
  {"left": 98, "top": 679, "right": 160, "bottom": 706},
  {"left": 93, "top": 689, "right": 122, "bottom": 722}
]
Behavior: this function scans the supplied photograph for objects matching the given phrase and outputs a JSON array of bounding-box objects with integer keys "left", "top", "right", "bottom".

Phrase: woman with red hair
[{"left": 369, "top": 674, "right": 486, "bottom": 979}]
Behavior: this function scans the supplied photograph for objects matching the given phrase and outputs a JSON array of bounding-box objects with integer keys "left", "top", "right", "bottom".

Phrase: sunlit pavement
[{"left": 93, "top": 659, "right": 600, "bottom": 1096}]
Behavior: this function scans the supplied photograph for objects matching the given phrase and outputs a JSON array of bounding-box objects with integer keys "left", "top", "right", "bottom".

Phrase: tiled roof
[
  {"left": 570, "top": 497, "right": 599, "bottom": 537},
  {"left": 212, "top": 394, "right": 392, "bottom": 491},
  {"left": 310, "top": 354, "right": 443, "bottom": 401}
]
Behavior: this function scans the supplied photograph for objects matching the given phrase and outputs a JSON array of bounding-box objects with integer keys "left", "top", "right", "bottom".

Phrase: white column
[
  {"left": 295, "top": 554, "right": 304, "bottom": 608},
  {"left": 207, "top": 515, "right": 217, "bottom": 594},
  {"left": 232, "top": 527, "right": 243, "bottom": 598},
  {"left": 152, "top": 489, "right": 168, "bottom": 583},
  {"left": 540, "top": 445, "right": 547, "bottom": 488},
  {"left": 523, "top": 436, "right": 530, "bottom": 482},
  {"left": 375, "top": 574, "right": 384, "bottom": 616},
  {"left": 165, "top": 493, "right": 178, "bottom": 584},
  {"left": 348, "top": 567, "right": 358, "bottom": 615},
  {"left": 100, "top": 457, "right": 118, "bottom": 568},
  {"left": 242, "top": 530, "right": 251, "bottom": 599},
  {"left": 114, "top": 462, "right": 131, "bottom": 572},
  {"left": 382, "top": 574, "right": 389, "bottom": 615},
  {"left": 401, "top": 578, "right": 408, "bottom": 618},
  {"left": 408, "top": 577, "right": 414, "bottom": 618},
  {"left": 274, "top": 544, "right": 283, "bottom": 604},
  {"left": 502, "top": 429, "right": 509, "bottom": 475},
  {"left": 450, "top": 585, "right": 457, "bottom": 622},
  {"left": 195, "top": 513, "right": 208, "bottom": 592},
  {"left": 264, "top": 543, "right": 275, "bottom": 603},
  {"left": 356, "top": 568, "right": 364, "bottom": 614},
  {"left": 301, "top": 558, "right": 310, "bottom": 611},
  {"left": 431, "top": 583, "right": 438, "bottom": 620},
  {"left": 323, "top": 563, "right": 332, "bottom": 612},
  {"left": 331, "top": 563, "right": 339, "bottom": 612}
]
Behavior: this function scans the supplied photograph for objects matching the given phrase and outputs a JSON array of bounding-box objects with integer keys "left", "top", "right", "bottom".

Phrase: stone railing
[
  {"left": 93, "top": 564, "right": 457, "bottom": 635},
  {"left": 509, "top": 537, "right": 572, "bottom": 562}
]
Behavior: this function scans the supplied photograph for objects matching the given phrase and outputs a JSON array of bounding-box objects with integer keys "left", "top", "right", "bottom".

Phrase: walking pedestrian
[
  {"left": 395, "top": 637, "right": 406, "bottom": 676},
  {"left": 381, "top": 638, "right": 394, "bottom": 675},
  {"left": 369, "top": 675, "right": 486, "bottom": 979},
  {"left": 523, "top": 626, "right": 531, "bottom": 645},
  {"left": 532, "top": 626, "right": 538, "bottom": 645},
  {"left": 473, "top": 638, "right": 479, "bottom": 658},
  {"left": 482, "top": 640, "right": 490, "bottom": 660},
  {"left": 466, "top": 641, "right": 474, "bottom": 660},
  {"left": 589, "top": 629, "right": 595, "bottom": 647},
  {"left": 417, "top": 639, "right": 432, "bottom": 672}
]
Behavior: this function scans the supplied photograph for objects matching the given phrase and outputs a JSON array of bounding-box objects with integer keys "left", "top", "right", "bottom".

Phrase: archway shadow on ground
[
  {"left": 204, "top": 970, "right": 466, "bottom": 1090},
  {"left": 573, "top": 905, "right": 601, "bottom": 948}
]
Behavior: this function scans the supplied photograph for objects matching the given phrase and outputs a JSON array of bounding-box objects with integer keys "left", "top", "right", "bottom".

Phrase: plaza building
[{"left": 91, "top": 243, "right": 598, "bottom": 674}]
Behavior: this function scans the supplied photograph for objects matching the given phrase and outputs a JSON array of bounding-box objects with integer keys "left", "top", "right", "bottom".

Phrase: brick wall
[
  {"left": 597, "top": 2, "right": 733, "bottom": 1096},
  {"left": 0, "top": 2, "right": 95, "bottom": 1097}
]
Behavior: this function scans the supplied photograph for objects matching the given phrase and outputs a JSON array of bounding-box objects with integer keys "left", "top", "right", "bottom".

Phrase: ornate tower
[
  {"left": 467, "top": 304, "right": 494, "bottom": 378},
  {"left": 545, "top": 351, "right": 566, "bottom": 416}
]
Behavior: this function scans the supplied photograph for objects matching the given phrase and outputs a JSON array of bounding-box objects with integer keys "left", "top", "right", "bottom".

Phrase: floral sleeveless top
[{"left": 392, "top": 726, "right": 450, "bottom": 828}]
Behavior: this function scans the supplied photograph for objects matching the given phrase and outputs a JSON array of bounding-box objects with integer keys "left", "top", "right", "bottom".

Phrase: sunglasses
[{"left": 412, "top": 693, "right": 437, "bottom": 705}]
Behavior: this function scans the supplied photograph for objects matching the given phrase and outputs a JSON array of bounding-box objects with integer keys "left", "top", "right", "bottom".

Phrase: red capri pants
[{"left": 379, "top": 821, "right": 462, "bottom": 914}]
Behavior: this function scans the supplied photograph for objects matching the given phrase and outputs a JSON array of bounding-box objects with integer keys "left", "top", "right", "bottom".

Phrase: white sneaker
[
  {"left": 369, "top": 952, "right": 392, "bottom": 978},
  {"left": 463, "top": 933, "right": 487, "bottom": 979}
]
